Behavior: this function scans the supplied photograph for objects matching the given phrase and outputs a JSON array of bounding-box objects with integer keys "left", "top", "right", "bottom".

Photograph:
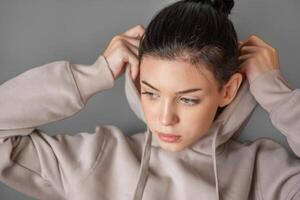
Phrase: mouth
[{"left": 156, "top": 131, "right": 182, "bottom": 143}]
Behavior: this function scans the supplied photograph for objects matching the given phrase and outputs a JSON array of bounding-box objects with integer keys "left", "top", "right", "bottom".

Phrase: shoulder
[
  {"left": 228, "top": 138, "right": 289, "bottom": 153},
  {"left": 227, "top": 138, "right": 299, "bottom": 164}
]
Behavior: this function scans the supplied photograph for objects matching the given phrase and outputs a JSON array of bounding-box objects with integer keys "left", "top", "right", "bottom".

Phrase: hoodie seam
[
  {"left": 66, "top": 61, "right": 85, "bottom": 107},
  {"left": 12, "top": 158, "right": 64, "bottom": 199},
  {"left": 29, "top": 131, "right": 67, "bottom": 198},
  {"left": 242, "top": 143, "right": 264, "bottom": 200},
  {"left": 256, "top": 163, "right": 265, "bottom": 200},
  {"left": 65, "top": 129, "right": 107, "bottom": 199},
  {"left": 76, "top": 127, "right": 108, "bottom": 184}
]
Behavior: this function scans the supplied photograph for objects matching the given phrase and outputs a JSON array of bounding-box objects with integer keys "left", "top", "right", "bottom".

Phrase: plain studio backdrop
[{"left": 0, "top": 0, "right": 299, "bottom": 199}]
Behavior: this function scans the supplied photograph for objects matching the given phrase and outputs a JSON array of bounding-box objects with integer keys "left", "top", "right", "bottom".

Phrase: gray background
[{"left": 0, "top": 0, "right": 299, "bottom": 199}]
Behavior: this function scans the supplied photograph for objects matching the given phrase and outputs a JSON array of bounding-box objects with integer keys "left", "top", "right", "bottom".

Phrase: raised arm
[
  {"left": 238, "top": 35, "right": 300, "bottom": 200},
  {"left": 249, "top": 69, "right": 300, "bottom": 157},
  {"left": 238, "top": 34, "right": 300, "bottom": 157},
  {"left": 0, "top": 55, "right": 115, "bottom": 138},
  {"left": 0, "top": 55, "right": 116, "bottom": 199},
  {"left": 0, "top": 24, "right": 144, "bottom": 200}
]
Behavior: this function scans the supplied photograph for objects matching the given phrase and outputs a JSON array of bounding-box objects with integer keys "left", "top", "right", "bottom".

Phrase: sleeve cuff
[
  {"left": 249, "top": 69, "right": 294, "bottom": 113},
  {"left": 69, "top": 55, "right": 115, "bottom": 104}
]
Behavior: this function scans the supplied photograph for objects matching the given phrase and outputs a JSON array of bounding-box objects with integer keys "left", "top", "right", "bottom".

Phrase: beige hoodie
[{"left": 0, "top": 55, "right": 300, "bottom": 200}]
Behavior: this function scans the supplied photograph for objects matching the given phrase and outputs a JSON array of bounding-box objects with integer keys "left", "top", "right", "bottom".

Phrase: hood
[{"left": 124, "top": 65, "right": 258, "bottom": 200}]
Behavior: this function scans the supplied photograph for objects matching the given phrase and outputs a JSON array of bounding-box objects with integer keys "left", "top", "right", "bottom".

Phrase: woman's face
[{"left": 139, "top": 55, "right": 235, "bottom": 152}]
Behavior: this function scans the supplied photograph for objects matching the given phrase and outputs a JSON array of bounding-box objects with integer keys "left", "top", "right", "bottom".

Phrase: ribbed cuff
[
  {"left": 249, "top": 69, "right": 293, "bottom": 113},
  {"left": 69, "top": 55, "right": 115, "bottom": 104}
]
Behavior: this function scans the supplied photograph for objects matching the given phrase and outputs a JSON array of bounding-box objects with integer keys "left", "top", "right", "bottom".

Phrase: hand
[
  {"left": 101, "top": 25, "right": 145, "bottom": 81},
  {"left": 238, "top": 35, "right": 280, "bottom": 83}
]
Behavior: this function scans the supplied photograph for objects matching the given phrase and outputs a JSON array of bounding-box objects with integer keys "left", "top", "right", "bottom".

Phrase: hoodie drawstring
[
  {"left": 131, "top": 128, "right": 221, "bottom": 200},
  {"left": 212, "top": 130, "right": 220, "bottom": 200},
  {"left": 212, "top": 123, "right": 222, "bottom": 200},
  {"left": 131, "top": 127, "right": 152, "bottom": 200}
]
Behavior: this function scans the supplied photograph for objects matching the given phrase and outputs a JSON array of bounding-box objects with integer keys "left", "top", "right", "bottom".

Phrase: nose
[{"left": 159, "top": 100, "right": 179, "bottom": 126}]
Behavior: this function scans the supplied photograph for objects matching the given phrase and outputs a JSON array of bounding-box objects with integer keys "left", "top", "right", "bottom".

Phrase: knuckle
[
  {"left": 114, "top": 35, "right": 126, "bottom": 42},
  {"left": 250, "top": 35, "right": 257, "bottom": 40},
  {"left": 112, "top": 35, "right": 120, "bottom": 42},
  {"left": 137, "top": 24, "right": 145, "bottom": 30},
  {"left": 261, "top": 48, "right": 268, "bottom": 55},
  {"left": 115, "top": 37, "right": 125, "bottom": 46}
]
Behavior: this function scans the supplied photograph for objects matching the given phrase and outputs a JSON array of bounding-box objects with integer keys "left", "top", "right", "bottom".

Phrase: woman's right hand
[{"left": 101, "top": 25, "right": 145, "bottom": 81}]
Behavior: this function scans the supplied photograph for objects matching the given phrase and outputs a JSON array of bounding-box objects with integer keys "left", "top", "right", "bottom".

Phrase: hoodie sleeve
[
  {"left": 249, "top": 69, "right": 300, "bottom": 157},
  {"left": 249, "top": 70, "right": 300, "bottom": 199},
  {"left": 0, "top": 55, "right": 115, "bottom": 199}
]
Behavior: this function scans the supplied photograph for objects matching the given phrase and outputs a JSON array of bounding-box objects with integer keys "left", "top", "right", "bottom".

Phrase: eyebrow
[{"left": 141, "top": 80, "right": 203, "bottom": 94}]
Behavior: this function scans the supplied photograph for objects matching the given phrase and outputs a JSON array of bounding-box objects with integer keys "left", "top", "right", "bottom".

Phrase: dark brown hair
[{"left": 138, "top": 0, "right": 240, "bottom": 93}]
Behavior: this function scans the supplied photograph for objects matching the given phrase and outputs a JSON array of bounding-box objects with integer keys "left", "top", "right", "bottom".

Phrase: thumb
[
  {"left": 133, "top": 67, "right": 139, "bottom": 80},
  {"left": 130, "top": 65, "right": 135, "bottom": 80},
  {"left": 130, "top": 64, "right": 139, "bottom": 80}
]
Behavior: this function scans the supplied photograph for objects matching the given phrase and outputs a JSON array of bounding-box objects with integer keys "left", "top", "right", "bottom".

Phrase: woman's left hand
[{"left": 238, "top": 35, "right": 280, "bottom": 83}]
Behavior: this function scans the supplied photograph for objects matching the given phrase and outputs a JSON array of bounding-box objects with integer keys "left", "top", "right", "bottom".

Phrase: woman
[{"left": 0, "top": 0, "right": 299, "bottom": 199}]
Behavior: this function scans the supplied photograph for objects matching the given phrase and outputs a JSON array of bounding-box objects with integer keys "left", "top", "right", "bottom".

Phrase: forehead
[{"left": 140, "top": 56, "right": 217, "bottom": 92}]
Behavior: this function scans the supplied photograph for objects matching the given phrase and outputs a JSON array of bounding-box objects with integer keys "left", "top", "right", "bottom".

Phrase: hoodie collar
[{"left": 124, "top": 64, "right": 258, "bottom": 199}]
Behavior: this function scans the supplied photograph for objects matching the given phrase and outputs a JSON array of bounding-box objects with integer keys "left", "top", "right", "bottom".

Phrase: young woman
[{"left": 0, "top": 0, "right": 299, "bottom": 199}]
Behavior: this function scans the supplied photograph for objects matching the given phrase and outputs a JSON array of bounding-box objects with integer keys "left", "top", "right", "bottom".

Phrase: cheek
[
  {"left": 141, "top": 98, "right": 156, "bottom": 123},
  {"left": 182, "top": 100, "right": 219, "bottom": 134},
  {"left": 141, "top": 96, "right": 219, "bottom": 130}
]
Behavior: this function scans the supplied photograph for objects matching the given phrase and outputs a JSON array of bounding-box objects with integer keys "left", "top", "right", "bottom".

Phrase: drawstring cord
[
  {"left": 212, "top": 122, "right": 222, "bottom": 200},
  {"left": 131, "top": 127, "right": 152, "bottom": 200},
  {"left": 132, "top": 126, "right": 221, "bottom": 200}
]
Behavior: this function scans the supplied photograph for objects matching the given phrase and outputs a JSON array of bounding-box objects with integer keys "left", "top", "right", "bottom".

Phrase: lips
[
  {"left": 157, "top": 131, "right": 182, "bottom": 143},
  {"left": 157, "top": 132, "right": 181, "bottom": 137}
]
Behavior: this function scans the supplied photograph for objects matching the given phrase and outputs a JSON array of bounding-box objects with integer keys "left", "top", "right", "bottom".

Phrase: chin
[{"left": 160, "top": 143, "right": 186, "bottom": 152}]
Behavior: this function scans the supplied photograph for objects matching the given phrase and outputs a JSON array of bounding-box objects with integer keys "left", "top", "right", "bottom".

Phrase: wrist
[{"left": 102, "top": 54, "right": 116, "bottom": 80}]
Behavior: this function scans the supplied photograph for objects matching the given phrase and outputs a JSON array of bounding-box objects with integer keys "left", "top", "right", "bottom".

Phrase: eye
[
  {"left": 180, "top": 97, "right": 201, "bottom": 106},
  {"left": 142, "top": 91, "right": 200, "bottom": 105},
  {"left": 141, "top": 91, "right": 159, "bottom": 99}
]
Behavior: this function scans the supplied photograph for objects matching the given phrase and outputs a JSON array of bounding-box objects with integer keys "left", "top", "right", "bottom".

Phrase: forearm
[
  {"left": 249, "top": 69, "right": 300, "bottom": 156},
  {"left": 0, "top": 55, "right": 115, "bottom": 137}
]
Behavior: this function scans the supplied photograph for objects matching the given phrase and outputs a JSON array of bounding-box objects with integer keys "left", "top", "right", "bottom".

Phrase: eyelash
[{"left": 141, "top": 91, "right": 201, "bottom": 106}]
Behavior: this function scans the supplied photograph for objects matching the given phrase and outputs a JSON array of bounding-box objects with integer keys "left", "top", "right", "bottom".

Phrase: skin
[
  {"left": 138, "top": 56, "right": 243, "bottom": 152},
  {"left": 102, "top": 25, "right": 280, "bottom": 152}
]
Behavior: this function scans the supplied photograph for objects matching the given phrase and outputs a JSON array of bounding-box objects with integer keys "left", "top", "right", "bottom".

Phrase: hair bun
[
  {"left": 183, "top": 0, "right": 235, "bottom": 16},
  {"left": 212, "top": 0, "right": 234, "bottom": 16}
]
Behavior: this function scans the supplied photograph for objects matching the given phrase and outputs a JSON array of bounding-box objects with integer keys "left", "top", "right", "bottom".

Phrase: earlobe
[{"left": 219, "top": 73, "right": 243, "bottom": 107}]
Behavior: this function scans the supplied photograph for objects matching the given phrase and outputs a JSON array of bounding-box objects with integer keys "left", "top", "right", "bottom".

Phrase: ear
[{"left": 219, "top": 73, "right": 244, "bottom": 107}]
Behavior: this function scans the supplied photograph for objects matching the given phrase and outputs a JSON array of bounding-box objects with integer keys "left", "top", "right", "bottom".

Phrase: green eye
[
  {"left": 141, "top": 91, "right": 159, "bottom": 99},
  {"left": 180, "top": 98, "right": 201, "bottom": 105},
  {"left": 141, "top": 91, "right": 201, "bottom": 105}
]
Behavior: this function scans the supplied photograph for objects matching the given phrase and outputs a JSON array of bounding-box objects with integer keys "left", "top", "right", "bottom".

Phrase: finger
[
  {"left": 238, "top": 53, "right": 253, "bottom": 61},
  {"left": 123, "top": 39, "right": 139, "bottom": 57},
  {"left": 120, "top": 35, "right": 141, "bottom": 48},
  {"left": 238, "top": 41, "right": 243, "bottom": 48},
  {"left": 238, "top": 40, "right": 247, "bottom": 51},
  {"left": 124, "top": 45, "right": 139, "bottom": 79},
  {"left": 122, "top": 25, "right": 145, "bottom": 39},
  {"left": 243, "top": 35, "right": 270, "bottom": 48},
  {"left": 239, "top": 46, "right": 261, "bottom": 54},
  {"left": 238, "top": 54, "right": 254, "bottom": 67}
]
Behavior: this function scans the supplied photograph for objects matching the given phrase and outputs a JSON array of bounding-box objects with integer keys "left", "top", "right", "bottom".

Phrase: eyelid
[{"left": 142, "top": 91, "right": 201, "bottom": 102}]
